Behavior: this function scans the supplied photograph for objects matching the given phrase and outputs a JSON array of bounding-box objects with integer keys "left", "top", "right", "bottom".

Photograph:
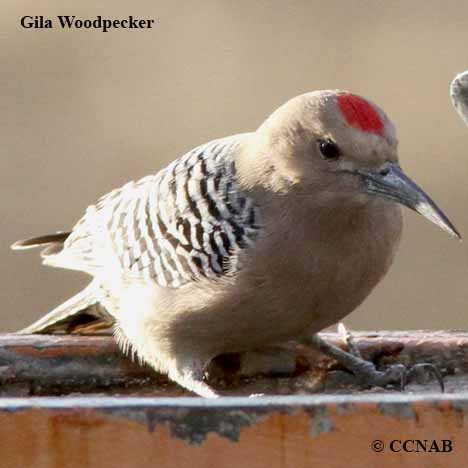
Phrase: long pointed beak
[{"left": 361, "top": 163, "right": 461, "bottom": 240}]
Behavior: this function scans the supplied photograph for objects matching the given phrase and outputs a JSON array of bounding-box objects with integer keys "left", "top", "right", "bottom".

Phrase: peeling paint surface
[
  {"left": 106, "top": 405, "right": 269, "bottom": 445},
  {"left": 1, "top": 330, "right": 468, "bottom": 467},
  {"left": 308, "top": 406, "right": 334, "bottom": 437},
  {"left": 376, "top": 401, "right": 417, "bottom": 420},
  {"left": 1, "top": 394, "right": 468, "bottom": 467}
]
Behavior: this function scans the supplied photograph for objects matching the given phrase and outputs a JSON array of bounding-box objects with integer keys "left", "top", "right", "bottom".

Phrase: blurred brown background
[{"left": 2, "top": 0, "right": 468, "bottom": 332}]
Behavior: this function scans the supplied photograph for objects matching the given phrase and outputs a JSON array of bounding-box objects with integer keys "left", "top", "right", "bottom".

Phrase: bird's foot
[
  {"left": 305, "top": 325, "right": 444, "bottom": 391},
  {"left": 338, "top": 356, "right": 444, "bottom": 391}
]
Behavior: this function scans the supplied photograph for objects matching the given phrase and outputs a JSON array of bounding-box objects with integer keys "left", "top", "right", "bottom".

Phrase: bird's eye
[{"left": 318, "top": 139, "right": 340, "bottom": 160}]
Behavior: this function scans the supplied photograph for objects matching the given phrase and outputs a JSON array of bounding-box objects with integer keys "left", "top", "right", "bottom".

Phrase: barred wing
[{"left": 56, "top": 134, "right": 261, "bottom": 288}]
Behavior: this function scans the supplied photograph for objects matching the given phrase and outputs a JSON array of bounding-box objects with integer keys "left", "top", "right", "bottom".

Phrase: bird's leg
[
  {"left": 303, "top": 332, "right": 444, "bottom": 391},
  {"left": 337, "top": 323, "right": 362, "bottom": 358}
]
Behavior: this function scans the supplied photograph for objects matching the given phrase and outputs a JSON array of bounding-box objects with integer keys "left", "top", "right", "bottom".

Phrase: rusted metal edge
[
  {"left": 0, "top": 393, "right": 467, "bottom": 445},
  {"left": 1, "top": 330, "right": 468, "bottom": 396}
]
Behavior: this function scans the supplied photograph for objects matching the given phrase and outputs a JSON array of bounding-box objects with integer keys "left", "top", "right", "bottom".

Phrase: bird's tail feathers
[
  {"left": 11, "top": 232, "right": 71, "bottom": 258},
  {"left": 17, "top": 282, "right": 106, "bottom": 335}
]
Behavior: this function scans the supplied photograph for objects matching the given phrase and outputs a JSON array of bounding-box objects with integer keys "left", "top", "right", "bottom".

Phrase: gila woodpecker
[{"left": 12, "top": 91, "right": 460, "bottom": 397}]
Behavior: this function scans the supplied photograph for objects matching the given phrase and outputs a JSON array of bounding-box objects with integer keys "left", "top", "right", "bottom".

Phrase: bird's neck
[
  {"left": 258, "top": 192, "right": 403, "bottom": 262},
  {"left": 235, "top": 129, "right": 302, "bottom": 194}
]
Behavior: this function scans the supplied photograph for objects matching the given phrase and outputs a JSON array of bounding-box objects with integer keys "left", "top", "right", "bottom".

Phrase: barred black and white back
[{"left": 45, "top": 134, "right": 261, "bottom": 288}]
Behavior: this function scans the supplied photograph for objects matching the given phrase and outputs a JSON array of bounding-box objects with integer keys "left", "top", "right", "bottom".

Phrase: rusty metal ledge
[
  {"left": 1, "top": 331, "right": 468, "bottom": 467},
  {"left": 0, "top": 394, "right": 467, "bottom": 467},
  {"left": 1, "top": 330, "right": 468, "bottom": 396},
  {"left": 0, "top": 392, "right": 466, "bottom": 436}
]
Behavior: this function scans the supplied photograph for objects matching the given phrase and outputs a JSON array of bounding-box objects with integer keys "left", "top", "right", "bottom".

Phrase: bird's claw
[
  {"left": 354, "top": 360, "right": 444, "bottom": 392},
  {"left": 336, "top": 325, "right": 445, "bottom": 392},
  {"left": 401, "top": 363, "right": 445, "bottom": 392}
]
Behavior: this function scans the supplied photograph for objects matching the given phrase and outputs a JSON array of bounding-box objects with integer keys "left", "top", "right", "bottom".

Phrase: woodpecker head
[{"left": 250, "top": 90, "right": 460, "bottom": 239}]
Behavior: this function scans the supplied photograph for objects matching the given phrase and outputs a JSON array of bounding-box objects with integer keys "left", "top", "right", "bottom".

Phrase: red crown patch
[{"left": 336, "top": 94, "right": 384, "bottom": 135}]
